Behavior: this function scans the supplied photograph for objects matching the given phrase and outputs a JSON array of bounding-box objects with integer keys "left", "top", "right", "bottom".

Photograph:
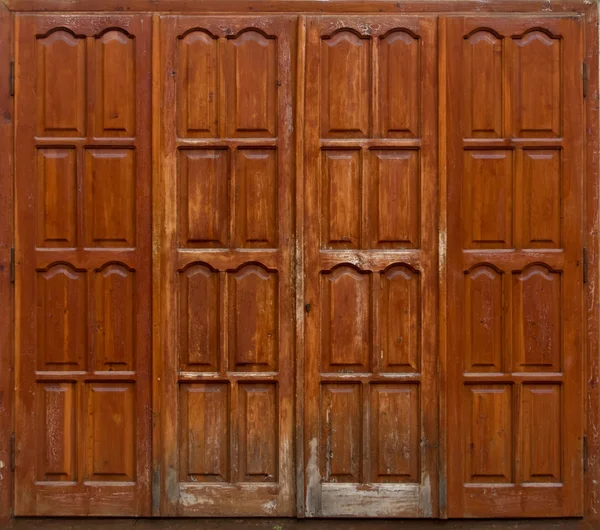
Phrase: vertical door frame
[
  {"left": 584, "top": 1, "right": 600, "bottom": 525},
  {"left": 0, "top": 0, "right": 12, "bottom": 524}
]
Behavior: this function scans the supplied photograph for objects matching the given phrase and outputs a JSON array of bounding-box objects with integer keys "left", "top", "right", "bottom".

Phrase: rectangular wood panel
[{"left": 15, "top": 13, "right": 152, "bottom": 516}]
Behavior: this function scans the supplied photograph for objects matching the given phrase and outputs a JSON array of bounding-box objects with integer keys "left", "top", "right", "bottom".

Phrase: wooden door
[
  {"left": 303, "top": 15, "right": 438, "bottom": 517},
  {"left": 156, "top": 16, "right": 297, "bottom": 516},
  {"left": 444, "top": 16, "right": 584, "bottom": 517},
  {"left": 14, "top": 14, "right": 152, "bottom": 515}
]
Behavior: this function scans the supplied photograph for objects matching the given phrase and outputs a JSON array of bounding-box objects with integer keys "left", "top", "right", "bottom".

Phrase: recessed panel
[
  {"left": 321, "top": 383, "right": 362, "bottom": 483},
  {"left": 178, "top": 264, "right": 219, "bottom": 372},
  {"left": 37, "top": 264, "right": 87, "bottom": 371},
  {"left": 519, "top": 149, "right": 561, "bottom": 249},
  {"left": 464, "top": 265, "right": 504, "bottom": 373},
  {"left": 320, "top": 31, "right": 370, "bottom": 137},
  {"left": 226, "top": 30, "right": 277, "bottom": 137},
  {"left": 321, "top": 266, "right": 371, "bottom": 373},
  {"left": 228, "top": 265, "right": 278, "bottom": 372},
  {"left": 36, "top": 382, "right": 77, "bottom": 482},
  {"left": 179, "top": 383, "right": 229, "bottom": 482},
  {"left": 378, "top": 265, "right": 420, "bottom": 373},
  {"left": 463, "top": 150, "right": 513, "bottom": 248},
  {"left": 36, "top": 30, "right": 86, "bottom": 136},
  {"left": 464, "top": 384, "right": 513, "bottom": 483},
  {"left": 513, "top": 265, "right": 561, "bottom": 372},
  {"left": 36, "top": 148, "right": 77, "bottom": 248},
  {"left": 321, "top": 149, "right": 361, "bottom": 249},
  {"left": 234, "top": 148, "right": 277, "bottom": 248},
  {"left": 463, "top": 31, "right": 503, "bottom": 138},
  {"left": 177, "top": 31, "right": 219, "bottom": 138},
  {"left": 521, "top": 384, "right": 562, "bottom": 483},
  {"left": 94, "top": 263, "right": 135, "bottom": 372},
  {"left": 84, "top": 149, "right": 135, "bottom": 247},
  {"left": 94, "top": 30, "right": 135, "bottom": 137},
  {"left": 368, "top": 150, "right": 419, "bottom": 248},
  {"left": 238, "top": 383, "right": 278, "bottom": 482},
  {"left": 512, "top": 31, "right": 561, "bottom": 137},
  {"left": 378, "top": 31, "right": 419, "bottom": 138},
  {"left": 85, "top": 383, "right": 135, "bottom": 482},
  {"left": 370, "top": 384, "right": 420, "bottom": 483},
  {"left": 178, "top": 149, "right": 229, "bottom": 248}
]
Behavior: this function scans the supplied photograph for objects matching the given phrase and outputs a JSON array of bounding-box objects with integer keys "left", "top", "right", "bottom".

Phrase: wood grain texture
[
  {"left": 0, "top": 0, "right": 594, "bottom": 12},
  {"left": 14, "top": 13, "right": 152, "bottom": 516},
  {"left": 303, "top": 14, "right": 438, "bottom": 518},
  {"left": 0, "top": 2, "right": 12, "bottom": 524},
  {"left": 2, "top": 1, "right": 597, "bottom": 522},
  {"left": 157, "top": 15, "right": 297, "bottom": 517},
  {"left": 445, "top": 15, "right": 584, "bottom": 518},
  {"left": 584, "top": 3, "right": 600, "bottom": 525}
]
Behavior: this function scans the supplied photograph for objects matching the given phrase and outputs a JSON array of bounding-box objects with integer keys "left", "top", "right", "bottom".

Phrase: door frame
[{"left": 0, "top": 0, "right": 597, "bottom": 523}]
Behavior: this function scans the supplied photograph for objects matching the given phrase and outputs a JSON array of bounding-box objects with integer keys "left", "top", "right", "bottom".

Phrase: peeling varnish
[{"left": 305, "top": 437, "right": 321, "bottom": 516}]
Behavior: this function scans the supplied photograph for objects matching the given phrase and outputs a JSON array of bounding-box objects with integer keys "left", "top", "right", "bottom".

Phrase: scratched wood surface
[{"left": 3, "top": 0, "right": 598, "bottom": 522}]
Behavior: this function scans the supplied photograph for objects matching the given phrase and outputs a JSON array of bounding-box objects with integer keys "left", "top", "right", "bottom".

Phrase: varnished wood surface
[
  {"left": 2, "top": 0, "right": 598, "bottom": 522},
  {"left": 0, "top": 0, "right": 594, "bottom": 13},
  {"left": 0, "top": 3, "right": 13, "bottom": 523},
  {"left": 445, "top": 15, "right": 585, "bottom": 518},
  {"left": 14, "top": 13, "right": 153, "bottom": 516}
]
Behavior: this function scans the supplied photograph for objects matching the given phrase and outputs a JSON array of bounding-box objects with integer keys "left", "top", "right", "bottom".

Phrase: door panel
[
  {"left": 445, "top": 16, "right": 584, "bottom": 517},
  {"left": 157, "top": 16, "right": 296, "bottom": 516},
  {"left": 303, "top": 15, "right": 438, "bottom": 517},
  {"left": 14, "top": 14, "right": 152, "bottom": 515}
]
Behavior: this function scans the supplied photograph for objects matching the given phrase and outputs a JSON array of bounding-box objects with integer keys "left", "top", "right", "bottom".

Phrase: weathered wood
[
  {"left": 0, "top": 1, "right": 12, "bottom": 524},
  {"left": 0, "top": 0, "right": 594, "bottom": 13}
]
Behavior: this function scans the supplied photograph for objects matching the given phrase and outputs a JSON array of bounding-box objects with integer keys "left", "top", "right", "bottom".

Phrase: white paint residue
[
  {"left": 262, "top": 499, "right": 277, "bottom": 514},
  {"left": 305, "top": 437, "right": 321, "bottom": 517}
]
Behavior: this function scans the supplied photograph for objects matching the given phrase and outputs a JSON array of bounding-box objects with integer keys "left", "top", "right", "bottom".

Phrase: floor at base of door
[{"left": 2, "top": 519, "right": 595, "bottom": 530}]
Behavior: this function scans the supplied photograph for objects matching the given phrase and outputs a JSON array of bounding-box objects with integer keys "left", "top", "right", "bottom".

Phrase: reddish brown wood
[
  {"left": 584, "top": 3, "right": 600, "bottom": 525},
  {"left": 0, "top": 1, "right": 13, "bottom": 524},
  {"left": 2, "top": 1, "right": 598, "bottom": 522},
  {"left": 303, "top": 15, "right": 438, "bottom": 518},
  {"left": 445, "top": 15, "right": 585, "bottom": 518},
  {"left": 14, "top": 14, "right": 152, "bottom": 515},
  {"left": 156, "top": 15, "right": 297, "bottom": 516},
  {"left": 0, "top": 0, "right": 593, "bottom": 13}
]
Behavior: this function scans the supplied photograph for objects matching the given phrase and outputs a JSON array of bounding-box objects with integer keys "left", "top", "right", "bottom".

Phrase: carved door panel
[
  {"left": 14, "top": 14, "right": 152, "bottom": 515},
  {"left": 303, "top": 16, "right": 438, "bottom": 517},
  {"left": 445, "top": 16, "right": 584, "bottom": 517},
  {"left": 157, "top": 16, "right": 296, "bottom": 516}
]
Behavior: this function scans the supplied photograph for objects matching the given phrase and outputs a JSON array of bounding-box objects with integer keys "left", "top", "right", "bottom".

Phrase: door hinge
[
  {"left": 583, "top": 247, "right": 588, "bottom": 284},
  {"left": 584, "top": 434, "right": 588, "bottom": 473},
  {"left": 10, "top": 432, "right": 15, "bottom": 471},
  {"left": 9, "top": 60, "right": 14, "bottom": 97},
  {"left": 9, "top": 247, "right": 14, "bottom": 284},
  {"left": 583, "top": 62, "right": 588, "bottom": 98}
]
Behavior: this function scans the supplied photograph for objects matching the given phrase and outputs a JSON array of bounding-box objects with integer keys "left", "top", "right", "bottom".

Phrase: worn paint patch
[
  {"left": 305, "top": 437, "right": 321, "bottom": 517},
  {"left": 420, "top": 472, "right": 432, "bottom": 517},
  {"left": 261, "top": 499, "right": 277, "bottom": 514}
]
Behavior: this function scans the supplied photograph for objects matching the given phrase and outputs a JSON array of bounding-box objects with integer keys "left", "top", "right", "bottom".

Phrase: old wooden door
[
  {"left": 303, "top": 15, "right": 438, "bottom": 517},
  {"left": 444, "top": 16, "right": 584, "bottom": 517},
  {"left": 14, "top": 14, "right": 152, "bottom": 515},
  {"left": 156, "top": 16, "right": 297, "bottom": 516}
]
